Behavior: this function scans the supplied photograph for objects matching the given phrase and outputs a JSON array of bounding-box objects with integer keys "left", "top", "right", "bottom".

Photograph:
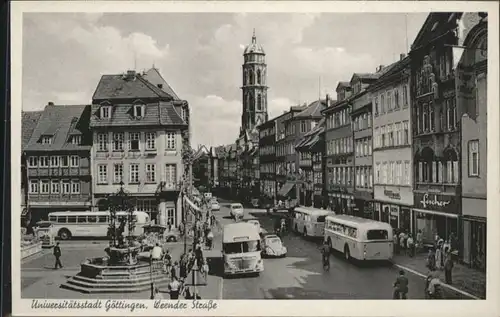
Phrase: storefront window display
[
  {"left": 413, "top": 211, "right": 458, "bottom": 245},
  {"left": 373, "top": 203, "right": 380, "bottom": 221},
  {"left": 463, "top": 219, "right": 486, "bottom": 271},
  {"left": 400, "top": 207, "right": 411, "bottom": 233}
]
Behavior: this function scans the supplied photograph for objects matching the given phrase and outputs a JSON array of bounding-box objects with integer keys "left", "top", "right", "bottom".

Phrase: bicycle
[{"left": 322, "top": 255, "right": 330, "bottom": 271}]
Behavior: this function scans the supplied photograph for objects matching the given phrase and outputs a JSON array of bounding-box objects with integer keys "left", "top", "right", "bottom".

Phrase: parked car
[
  {"left": 142, "top": 224, "right": 180, "bottom": 242},
  {"left": 247, "top": 219, "right": 264, "bottom": 234},
  {"left": 33, "top": 221, "right": 56, "bottom": 248},
  {"left": 261, "top": 234, "right": 287, "bottom": 258},
  {"left": 229, "top": 203, "right": 244, "bottom": 220},
  {"left": 211, "top": 201, "right": 221, "bottom": 211}
]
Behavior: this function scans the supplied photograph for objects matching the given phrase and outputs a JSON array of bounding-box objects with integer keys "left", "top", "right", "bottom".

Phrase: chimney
[
  {"left": 326, "top": 94, "right": 331, "bottom": 107},
  {"left": 126, "top": 70, "right": 136, "bottom": 80},
  {"left": 157, "top": 84, "right": 163, "bottom": 89},
  {"left": 48, "top": 101, "right": 54, "bottom": 106},
  {"left": 400, "top": 53, "right": 406, "bottom": 61},
  {"left": 376, "top": 65, "right": 385, "bottom": 72}
]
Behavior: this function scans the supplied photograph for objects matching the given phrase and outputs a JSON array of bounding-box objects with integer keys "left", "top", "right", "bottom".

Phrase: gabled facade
[
  {"left": 258, "top": 118, "right": 277, "bottom": 202},
  {"left": 409, "top": 12, "right": 484, "bottom": 246},
  {"left": 90, "top": 69, "right": 189, "bottom": 227},
  {"left": 192, "top": 145, "right": 211, "bottom": 189},
  {"left": 24, "top": 103, "right": 93, "bottom": 226}
]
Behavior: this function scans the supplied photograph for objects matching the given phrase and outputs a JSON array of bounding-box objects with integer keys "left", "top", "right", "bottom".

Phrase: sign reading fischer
[
  {"left": 414, "top": 192, "right": 458, "bottom": 214},
  {"left": 384, "top": 190, "right": 401, "bottom": 200}
]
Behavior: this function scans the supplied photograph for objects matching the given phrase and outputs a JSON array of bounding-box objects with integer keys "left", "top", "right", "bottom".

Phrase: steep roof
[
  {"left": 193, "top": 145, "right": 210, "bottom": 161},
  {"left": 25, "top": 104, "right": 91, "bottom": 152},
  {"left": 92, "top": 72, "right": 174, "bottom": 102},
  {"left": 22, "top": 111, "right": 43, "bottom": 150},
  {"left": 89, "top": 101, "right": 186, "bottom": 128},
  {"left": 294, "top": 99, "right": 327, "bottom": 119},
  {"left": 296, "top": 118, "right": 325, "bottom": 152},
  {"left": 142, "top": 67, "right": 181, "bottom": 100}
]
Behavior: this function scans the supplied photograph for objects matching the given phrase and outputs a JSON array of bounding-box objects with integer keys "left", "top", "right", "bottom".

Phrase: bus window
[
  {"left": 57, "top": 216, "right": 66, "bottom": 223},
  {"left": 49, "top": 216, "right": 56, "bottom": 222},
  {"left": 317, "top": 215, "right": 326, "bottom": 223},
  {"left": 88, "top": 216, "right": 97, "bottom": 223},
  {"left": 367, "top": 230, "right": 388, "bottom": 240},
  {"left": 223, "top": 243, "right": 242, "bottom": 254},
  {"left": 98, "top": 216, "right": 108, "bottom": 223},
  {"left": 243, "top": 240, "right": 261, "bottom": 252},
  {"left": 77, "top": 216, "right": 87, "bottom": 223},
  {"left": 67, "top": 216, "right": 77, "bottom": 223}
]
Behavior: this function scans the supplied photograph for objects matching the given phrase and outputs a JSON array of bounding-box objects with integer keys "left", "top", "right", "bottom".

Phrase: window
[
  {"left": 70, "top": 135, "right": 81, "bottom": 145},
  {"left": 145, "top": 132, "right": 156, "bottom": 150},
  {"left": 167, "top": 208, "right": 175, "bottom": 225},
  {"left": 98, "top": 165, "right": 108, "bottom": 184},
  {"left": 374, "top": 97, "right": 379, "bottom": 115},
  {"left": 129, "top": 164, "right": 140, "bottom": 183},
  {"left": 71, "top": 180, "right": 80, "bottom": 194},
  {"left": 429, "top": 101, "right": 435, "bottom": 132},
  {"left": 60, "top": 156, "right": 68, "bottom": 167},
  {"left": 39, "top": 156, "right": 49, "bottom": 168},
  {"left": 70, "top": 156, "right": 79, "bottom": 167},
  {"left": 62, "top": 180, "right": 71, "bottom": 194},
  {"left": 422, "top": 103, "right": 429, "bottom": 132},
  {"left": 388, "top": 124, "right": 394, "bottom": 146},
  {"left": 97, "top": 133, "right": 108, "bottom": 151},
  {"left": 380, "top": 93, "right": 385, "bottom": 113},
  {"left": 29, "top": 180, "right": 39, "bottom": 194},
  {"left": 146, "top": 164, "right": 156, "bottom": 183},
  {"left": 113, "top": 163, "right": 123, "bottom": 183},
  {"left": 403, "top": 84, "right": 409, "bottom": 107},
  {"left": 387, "top": 91, "right": 392, "bottom": 111},
  {"left": 394, "top": 88, "right": 400, "bottom": 109},
  {"left": 468, "top": 140, "right": 479, "bottom": 176},
  {"left": 404, "top": 161, "right": 410, "bottom": 185},
  {"left": 28, "top": 156, "right": 38, "bottom": 168},
  {"left": 129, "top": 132, "right": 140, "bottom": 151},
  {"left": 165, "top": 164, "right": 177, "bottom": 188},
  {"left": 133, "top": 105, "right": 144, "bottom": 118},
  {"left": 41, "top": 136, "right": 52, "bottom": 144},
  {"left": 403, "top": 121, "right": 409, "bottom": 145},
  {"left": 381, "top": 126, "right": 386, "bottom": 147},
  {"left": 447, "top": 99, "right": 457, "bottom": 130},
  {"left": 395, "top": 123, "right": 401, "bottom": 146},
  {"left": 166, "top": 132, "right": 176, "bottom": 150},
  {"left": 40, "top": 180, "right": 50, "bottom": 194},
  {"left": 51, "top": 180, "right": 60, "bottom": 194},
  {"left": 100, "top": 106, "right": 111, "bottom": 119},
  {"left": 113, "top": 132, "right": 125, "bottom": 151}
]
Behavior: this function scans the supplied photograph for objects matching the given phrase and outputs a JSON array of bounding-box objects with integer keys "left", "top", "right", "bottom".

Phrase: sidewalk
[{"left": 392, "top": 252, "right": 486, "bottom": 299}]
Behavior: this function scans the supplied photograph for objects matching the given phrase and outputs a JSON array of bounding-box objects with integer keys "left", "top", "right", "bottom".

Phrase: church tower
[{"left": 241, "top": 29, "right": 268, "bottom": 135}]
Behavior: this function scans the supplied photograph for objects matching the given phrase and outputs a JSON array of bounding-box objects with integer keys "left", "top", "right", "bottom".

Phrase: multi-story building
[
  {"left": 323, "top": 82, "right": 354, "bottom": 213},
  {"left": 192, "top": 145, "right": 211, "bottom": 189},
  {"left": 258, "top": 118, "right": 277, "bottom": 200},
  {"left": 409, "top": 12, "right": 483, "bottom": 245},
  {"left": 21, "top": 110, "right": 43, "bottom": 228},
  {"left": 287, "top": 99, "right": 327, "bottom": 205},
  {"left": 275, "top": 106, "right": 305, "bottom": 202},
  {"left": 370, "top": 55, "right": 413, "bottom": 230},
  {"left": 295, "top": 117, "right": 327, "bottom": 207},
  {"left": 90, "top": 69, "right": 190, "bottom": 227},
  {"left": 458, "top": 14, "right": 487, "bottom": 269},
  {"left": 235, "top": 130, "right": 259, "bottom": 203},
  {"left": 349, "top": 71, "right": 383, "bottom": 219},
  {"left": 25, "top": 103, "right": 93, "bottom": 225}
]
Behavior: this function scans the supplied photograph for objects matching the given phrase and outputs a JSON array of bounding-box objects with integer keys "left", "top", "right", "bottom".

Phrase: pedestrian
[
  {"left": 207, "top": 229, "right": 214, "bottom": 250},
  {"left": 167, "top": 220, "right": 172, "bottom": 232},
  {"left": 435, "top": 241, "right": 443, "bottom": 270},
  {"left": 168, "top": 276, "right": 181, "bottom": 299},
  {"left": 393, "top": 270, "right": 409, "bottom": 299},
  {"left": 427, "top": 248, "right": 436, "bottom": 271},
  {"left": 393, "top": 229, "right": 399, "bottom": 255},
  {"left": 154, "top": 287, "right": 164, "bottom": 299},
  {"left": 179, "top": 255, "right": 188, "bottom": 279},
  {"left": 53, "top": 242, "right": 63, "bottom": 269},
  {"left": 202, "top": 259, "right": 209, "bottom": 279},
  {"left": 416, "top": 230, "right": 423, "bottom": 253},
  {"left": 407, "top": 234, "right": 415, "bottom": 257},
  {"left": 444, "top": 251, "right": 454, "bottom": 284},
  {"left": 399, "top": 231, "right": 406, "bottom": 253},
  {"left": 170, "top": 261, "right": 178, "bottom": 280}
]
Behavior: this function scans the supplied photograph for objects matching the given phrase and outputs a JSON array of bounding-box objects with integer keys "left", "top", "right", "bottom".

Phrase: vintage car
[
  {"left": 247, "top": 219, "right": 264, "bottom": 235},
  {"left": 261, "top": 234, "right": 287, "bottom": 258},
  {"left": 142, "top": 224, "right": 180, "bottom": 243},
  {"left": 229, "top": 203, "right": 244, "bottom": 220},
  {"left": 33, "top": 221, "right": 56, "bottom": 248},
  {"left": 211, "top": 201, "right": 221, "bottom": 211}
]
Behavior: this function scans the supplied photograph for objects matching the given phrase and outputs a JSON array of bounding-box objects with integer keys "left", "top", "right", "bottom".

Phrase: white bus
[
  {"left": 48, "top": 211, "right": 150, "bottom": 240},
  {"left": 292, "top": 207, "right": 332, "bottom": 238},
  {"left": 222, "top": 222, "right": 264, "bottom": 276},
  {"left": 324, "top": 214, "right": 393, "bottom": 261}
]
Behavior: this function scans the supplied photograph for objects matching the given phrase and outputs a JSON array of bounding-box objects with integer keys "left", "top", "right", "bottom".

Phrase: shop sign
[
  {"left": 414, "top": 192, "right": 458, "bottom": 214},
  {"left": 384, "top": 190, "right": 401, "bottom": 200}
]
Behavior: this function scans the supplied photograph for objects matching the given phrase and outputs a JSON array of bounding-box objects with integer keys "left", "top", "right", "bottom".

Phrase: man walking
[
  {"left": 53, "top": 242, "right": 63, "bottom": 269},
  {"left": 444, "top": 251, "right": 454, "bottom": 284}
]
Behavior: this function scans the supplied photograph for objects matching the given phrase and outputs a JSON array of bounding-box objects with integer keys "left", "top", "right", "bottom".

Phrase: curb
[{"left": 392, "top": 262, "right": 481, "bottom": 299}]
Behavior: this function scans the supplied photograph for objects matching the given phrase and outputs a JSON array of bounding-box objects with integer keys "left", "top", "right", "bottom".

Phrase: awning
[
  {"left": 278, "top": 182, "right": 295, "bottom": 197},
  {"left": 184, "top": 196, "right": 201, "bottom": 213}
]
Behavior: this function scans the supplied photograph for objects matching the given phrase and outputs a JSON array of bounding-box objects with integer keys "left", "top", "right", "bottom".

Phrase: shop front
[
  {"left": 353, "top": 190, "right": 374, "bottom": 219},
  {"left": 374, "top": 185, "right": 414, "bottom": 232},
  {"left": 413, "top": 192, "right": 460, "bottom": 245},
  {"left": 462, "top": 197, "right": 486, "bottom": 271},
  {"left": 328, "top": 189, "right": 354, "bottom": 214},
  {"left": 313, "top": 186, "right": 324, "bottom": 208}
]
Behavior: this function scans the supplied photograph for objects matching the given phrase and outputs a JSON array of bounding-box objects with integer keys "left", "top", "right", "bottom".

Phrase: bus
[
  {"left": 292, "top": 207, "right": 332, "bottom": 238},
  {"left": 48, "top": 211, "right": 150, "bottom": 240},
  {"left": 324, "top": 214, "right": 393, "bottom": 261},
  {"left": 222, "top": 222, "right": 264, "bottom": 276}
]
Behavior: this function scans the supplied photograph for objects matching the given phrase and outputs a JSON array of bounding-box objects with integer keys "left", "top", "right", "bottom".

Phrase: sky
[{"left": 22, "top": 12, "right": 428, "bottom": 148}]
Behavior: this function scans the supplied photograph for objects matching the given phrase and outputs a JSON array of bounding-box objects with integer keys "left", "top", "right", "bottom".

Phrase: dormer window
[
  {"left": 133, "top": 105, "right": 145, "bottom": 118},
  {"left": 100, "top": 106, "right": 111, "bottom": 119},
  {"left": 41, "top": 136, "right": 52, "bottom": 144},
  {"left": 180, "top": 107, "right": 187, "bottom": 121},
  {"left": 70, "top": 135, "right": 81, "bottom": 145}
]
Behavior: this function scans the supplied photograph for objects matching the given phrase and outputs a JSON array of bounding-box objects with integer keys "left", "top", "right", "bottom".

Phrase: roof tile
[
  {"left": 92, "top": 73, "right": 173, "bottom": 101},
  {"left": 22, "top": 111, "right": 43, "bottom": 150},
  {"left": 142, "top": 68, "right": 181, "bottom": 100}
]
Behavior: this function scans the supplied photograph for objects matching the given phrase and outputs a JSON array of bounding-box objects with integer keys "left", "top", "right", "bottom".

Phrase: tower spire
[{"left": 252, "top": 28, "right": 256, "bottom": 44}]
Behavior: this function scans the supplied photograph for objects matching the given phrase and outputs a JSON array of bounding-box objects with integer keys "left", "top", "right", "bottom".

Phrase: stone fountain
[{"left": 61, "top": 182, "right": 169, "bottom": 294}]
